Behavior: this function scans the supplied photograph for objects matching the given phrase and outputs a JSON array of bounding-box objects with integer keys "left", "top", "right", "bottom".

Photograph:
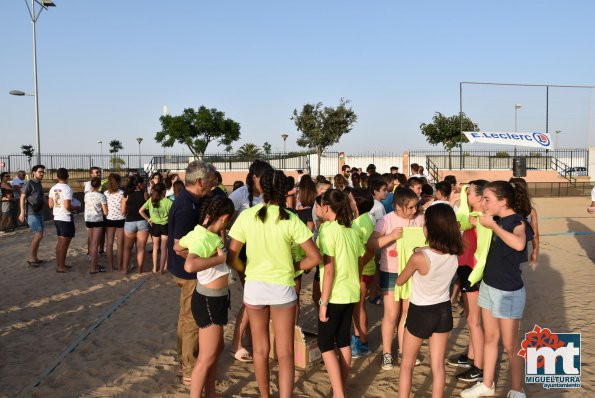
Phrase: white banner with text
[{"left": 463, "top": 131, "right": 553, "bottom": 149}]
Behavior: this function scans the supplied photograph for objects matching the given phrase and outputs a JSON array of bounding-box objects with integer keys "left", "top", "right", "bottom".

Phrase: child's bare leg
[
  {"left": 398, "top": 329, "right": 423, "bottom": 398},
  {"left": 428, "top": 332, "right": 448, "bottom": 398},
  {"left": 271, "top": 305, "right": 297, "bottom": 398},
  {"left": 160, "top": 235, "right": 168, "bottom": 272}
]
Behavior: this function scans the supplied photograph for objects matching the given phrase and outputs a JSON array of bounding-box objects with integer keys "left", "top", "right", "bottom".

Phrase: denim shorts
[
  {"left": 124, "top": 220, "right": 149, "bottom": 233},
  {"left": 27, "top": 213, "right": 45, "bottom": 233},
  {"left": 478, "top": 281, "right": 526, "bottom": 319},
  {"left": 379, "top": 271, "right": 398, "bottom": 293}
]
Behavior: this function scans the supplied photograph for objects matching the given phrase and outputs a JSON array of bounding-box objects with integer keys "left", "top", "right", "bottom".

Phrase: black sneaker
[
  {"left": 446, "top": 353, "right": 471, "bottom": 368},
  {"left": 457, "top": 365, "right": 483, "bottom": 382}
]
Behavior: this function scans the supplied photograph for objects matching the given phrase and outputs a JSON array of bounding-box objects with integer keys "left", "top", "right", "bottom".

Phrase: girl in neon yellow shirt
[
  {"left": 177, "top": 195, "right": 235, "bottom": 398},
  {"left": 139, "top": 182, "right": 172, "bottom": 273},
  {"left": 350, "top": 188, "right": 376, "bottom": 358},
  {"left": 317, "top": 189, "right": 364, "bottom": 398},
  {"left": 227, "top": 169, "right": 321, "bottom": 398}
]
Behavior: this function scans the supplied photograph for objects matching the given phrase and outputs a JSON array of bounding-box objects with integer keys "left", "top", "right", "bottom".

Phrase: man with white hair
[{"left": 167, "top": 159, "right": 220, "bottom": 385}]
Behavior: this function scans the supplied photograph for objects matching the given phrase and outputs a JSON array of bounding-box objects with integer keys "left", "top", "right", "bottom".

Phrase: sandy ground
[{"left": 0, "top": 197, "right": 593, "bottom": 397}]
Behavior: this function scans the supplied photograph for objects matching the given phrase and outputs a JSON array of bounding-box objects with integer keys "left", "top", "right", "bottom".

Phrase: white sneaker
[
  {"left": 507, "top": 390, "right": 526, "bottom": 398},
  {"left": 460, "top": 382, "right": 495, "bottom": 398}
]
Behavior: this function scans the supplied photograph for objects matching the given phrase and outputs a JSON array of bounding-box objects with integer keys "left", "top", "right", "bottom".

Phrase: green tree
[
  {"left": 236, "top": 143, "right": 262, "bottom": 161},
  {"left": 263, "top": 141, "right": 272, "bottom": 155},
  {"left": 109, "top": 140, "right": 123, "bottom": 154},
  {"left": 21, "top": 145, "right": 34, "bottom": 169},
  {"left": 155, "top": 106, "right": 241, "bottom": 158},
  {"left": 292, "top": 98, "right": 357, "bottom": 173},
  {"left": 110, "top": 156, "right": 126, "bottom": 170},
  {"left": 420, "top": 112, "right": 479, "bottom": 170}
]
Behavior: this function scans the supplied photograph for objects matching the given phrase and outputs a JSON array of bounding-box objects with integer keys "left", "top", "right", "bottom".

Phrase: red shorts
[{"left": 361, "top": 274, "right": 374, "bottom": 284}]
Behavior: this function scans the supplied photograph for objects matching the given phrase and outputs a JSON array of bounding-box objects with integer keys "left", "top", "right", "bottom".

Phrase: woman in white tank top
[{"left": 395, "top": 203, "right": 464, "bottom": 398}]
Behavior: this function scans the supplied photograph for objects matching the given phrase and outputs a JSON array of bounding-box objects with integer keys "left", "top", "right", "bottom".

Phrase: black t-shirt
[
  {"left": 297, "top": 207, "right": 313, "bottom": 226},
  {"left": 124, "top": 191, "right": 146, "bottom": 222},
  {"left": 483, "top": 213, "right": 534, "bottom": 291},
  {"left": 167, "top": 188, "right": 226, "bottom": 280},
  {"left": 23, "top": 179, "right": 44, "bottom": 214}
]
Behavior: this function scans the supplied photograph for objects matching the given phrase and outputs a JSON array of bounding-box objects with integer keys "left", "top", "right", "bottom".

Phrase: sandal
[
  {"left": 230, "top": 348, "right": 253, "bottom": 362},
  {"left": 182, "top": 377, "right": 191, "bottom": 386}
]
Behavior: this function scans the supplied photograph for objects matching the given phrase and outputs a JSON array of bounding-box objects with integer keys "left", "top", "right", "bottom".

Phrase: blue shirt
[
  {"left": 167, "top": 188, "right": 205, "bottom": 280},
  {"left": 168, "top": 187, "right": 227, "bottom": 279},
  {"left": 382, "top": 192, "right": 394, "bottom": 213}
]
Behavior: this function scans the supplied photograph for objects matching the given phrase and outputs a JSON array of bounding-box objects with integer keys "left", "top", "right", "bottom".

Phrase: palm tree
[
  {"left": 21, "top": 145, "right": 34, "bottom": 170},
  {"left": 109, "top": 140, "right": 123, "bottom": 154},
  {"left": 236, "top": 143, "right": 262, "bottom": 161},
  {"left": 109, "top": 140, "right": 124, "bottom": 170}
]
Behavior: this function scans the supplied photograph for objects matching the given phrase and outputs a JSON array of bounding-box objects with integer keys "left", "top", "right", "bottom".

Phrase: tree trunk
[{"left": 448, "top": 149, "right": 452, "bottom": 170}]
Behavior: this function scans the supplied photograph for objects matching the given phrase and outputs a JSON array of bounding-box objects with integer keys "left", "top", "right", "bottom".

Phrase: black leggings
[{"left": 317, "top": 303, "right": 355, "bottom": 353}]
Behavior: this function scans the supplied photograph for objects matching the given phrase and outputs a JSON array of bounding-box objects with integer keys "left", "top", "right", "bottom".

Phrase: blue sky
[{"left": 1, "top": 1, "right": 594, "bottom": 155}]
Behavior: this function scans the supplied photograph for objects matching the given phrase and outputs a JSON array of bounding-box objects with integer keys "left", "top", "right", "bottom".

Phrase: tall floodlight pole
[
  {"left": 136, "top": 137, "right": 143, "bottom": 170},
  {"left": 14, "top": 1, "right": 56, "bottom": 165},
  {"left": 514, "top": 104, "right": 522, "bottom": 157}
]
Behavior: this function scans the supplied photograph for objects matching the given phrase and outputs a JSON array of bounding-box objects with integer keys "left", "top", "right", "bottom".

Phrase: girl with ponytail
[
  {"left": 177, "top": 195, "right": 235, "bottom": 398},
  {"left": 316, "top": 189, "right": 364, "bottom": 397},
  {"left": 227, "top": 168, "right": 322, "bottom": 398},
  {"left": 228, "top": 159, "right": 273, "bottom": 362},
  {"left": 461, "top": 180, "right": 534, "bottom": 398},
  {"left": 139, "top": 182, "right": 171, "bottom": 273}
]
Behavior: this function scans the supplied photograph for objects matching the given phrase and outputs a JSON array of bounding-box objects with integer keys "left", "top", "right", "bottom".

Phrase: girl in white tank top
[{"left": 396, "top": 203, "right": 464, "bottom": 398}]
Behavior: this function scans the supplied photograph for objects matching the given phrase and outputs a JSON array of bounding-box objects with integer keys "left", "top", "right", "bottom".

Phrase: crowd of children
[
  {"left": 14, "top": 160, "right": 539, "bottom": 398},
  {"left": 169, "top": 159, "right": 537, "bottom": 398}
]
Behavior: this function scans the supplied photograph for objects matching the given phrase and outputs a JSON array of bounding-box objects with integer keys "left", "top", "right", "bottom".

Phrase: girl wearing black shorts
[
  {"left": 396, "top": 204, "right": 464, "bottom": 398},
  {"left": 178, "top": 196, "right": 235, "bottom": 398},
  {"left": 316, "top": 189, "right": 364, "bottom": 397},
  {"left": 139, "top": 182, "right": 171, "bottom": 273}
]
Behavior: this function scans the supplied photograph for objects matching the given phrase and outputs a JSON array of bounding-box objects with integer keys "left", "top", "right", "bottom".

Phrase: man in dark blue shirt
[{"left": 167, "top": 160, "right": 218, "bottom": 384}]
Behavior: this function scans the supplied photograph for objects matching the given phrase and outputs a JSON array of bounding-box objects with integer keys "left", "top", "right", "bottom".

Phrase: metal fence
[
  {"left": 0, "top": 152, "right": 312, "bottom": 177},
  {"left": 408, "top": 148, "right": 589, "bottom": 172}
]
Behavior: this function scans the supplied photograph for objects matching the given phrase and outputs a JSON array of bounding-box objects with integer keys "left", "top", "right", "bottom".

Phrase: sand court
[{"left": 0, "top": 197, "right": 593, "bottom": 397}]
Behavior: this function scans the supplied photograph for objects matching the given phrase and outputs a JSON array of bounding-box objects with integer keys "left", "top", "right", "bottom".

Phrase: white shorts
[{"left": 243, "top": 280, "right": 297, "bottom": 307}]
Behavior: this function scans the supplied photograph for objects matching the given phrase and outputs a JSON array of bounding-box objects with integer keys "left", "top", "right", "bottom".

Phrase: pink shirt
[{"left": 374, "top": 212, "right": 425, "bottom": 273}]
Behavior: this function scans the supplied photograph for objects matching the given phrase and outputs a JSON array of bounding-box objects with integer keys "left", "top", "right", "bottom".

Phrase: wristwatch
[{"left": 318, "top": 299, "right": 328, "bottom": 307}]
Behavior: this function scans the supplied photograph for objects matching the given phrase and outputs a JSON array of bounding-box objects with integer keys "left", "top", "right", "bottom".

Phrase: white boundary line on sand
[{"left": 16, "top": 279, "right": 146, "bottom": 398}]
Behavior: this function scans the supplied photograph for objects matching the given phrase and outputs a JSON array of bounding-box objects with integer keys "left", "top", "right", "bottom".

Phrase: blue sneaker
[
  {"left": 357, "top": 339, "right": 371, "bottom": 357},
  {"left": 350, "top": 335, "right": 358, "bottom": 351},
  {"left": 351, "top": 336, "right": 363, "bottom": 358}
]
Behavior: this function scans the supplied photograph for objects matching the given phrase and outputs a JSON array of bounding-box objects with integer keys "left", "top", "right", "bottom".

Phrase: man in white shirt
[
  {"left": 49, "top": 168, "right": 76, "bottom": 273},
  {"left": 11, "top": 170, "right": 26, "bottom": 200},
  {"left": 588, "top": 186, "right": 595, "bottom": 214}
]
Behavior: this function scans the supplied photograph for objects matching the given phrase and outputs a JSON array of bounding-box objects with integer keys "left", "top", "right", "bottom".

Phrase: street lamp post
[
  {"left": 9, "top": 1, "right": 56, "bottom": 166},
  {"left": 281, "top": 134, "right": 288, "bottom": 170},
  {"left": 97, "top": 140, "right": 103, "bottom": 169},
  {"left": 281, "top": 134, "right": 288, "bottom": 153},
  {"left": 514, "top": 103, "right": 522, "bottom": 157},
  {"left": 555, "top": 130, "right": 561, "bottom": 151},
  {"left": 136, "top": 137, "right": 143, "bottom": 171}
]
